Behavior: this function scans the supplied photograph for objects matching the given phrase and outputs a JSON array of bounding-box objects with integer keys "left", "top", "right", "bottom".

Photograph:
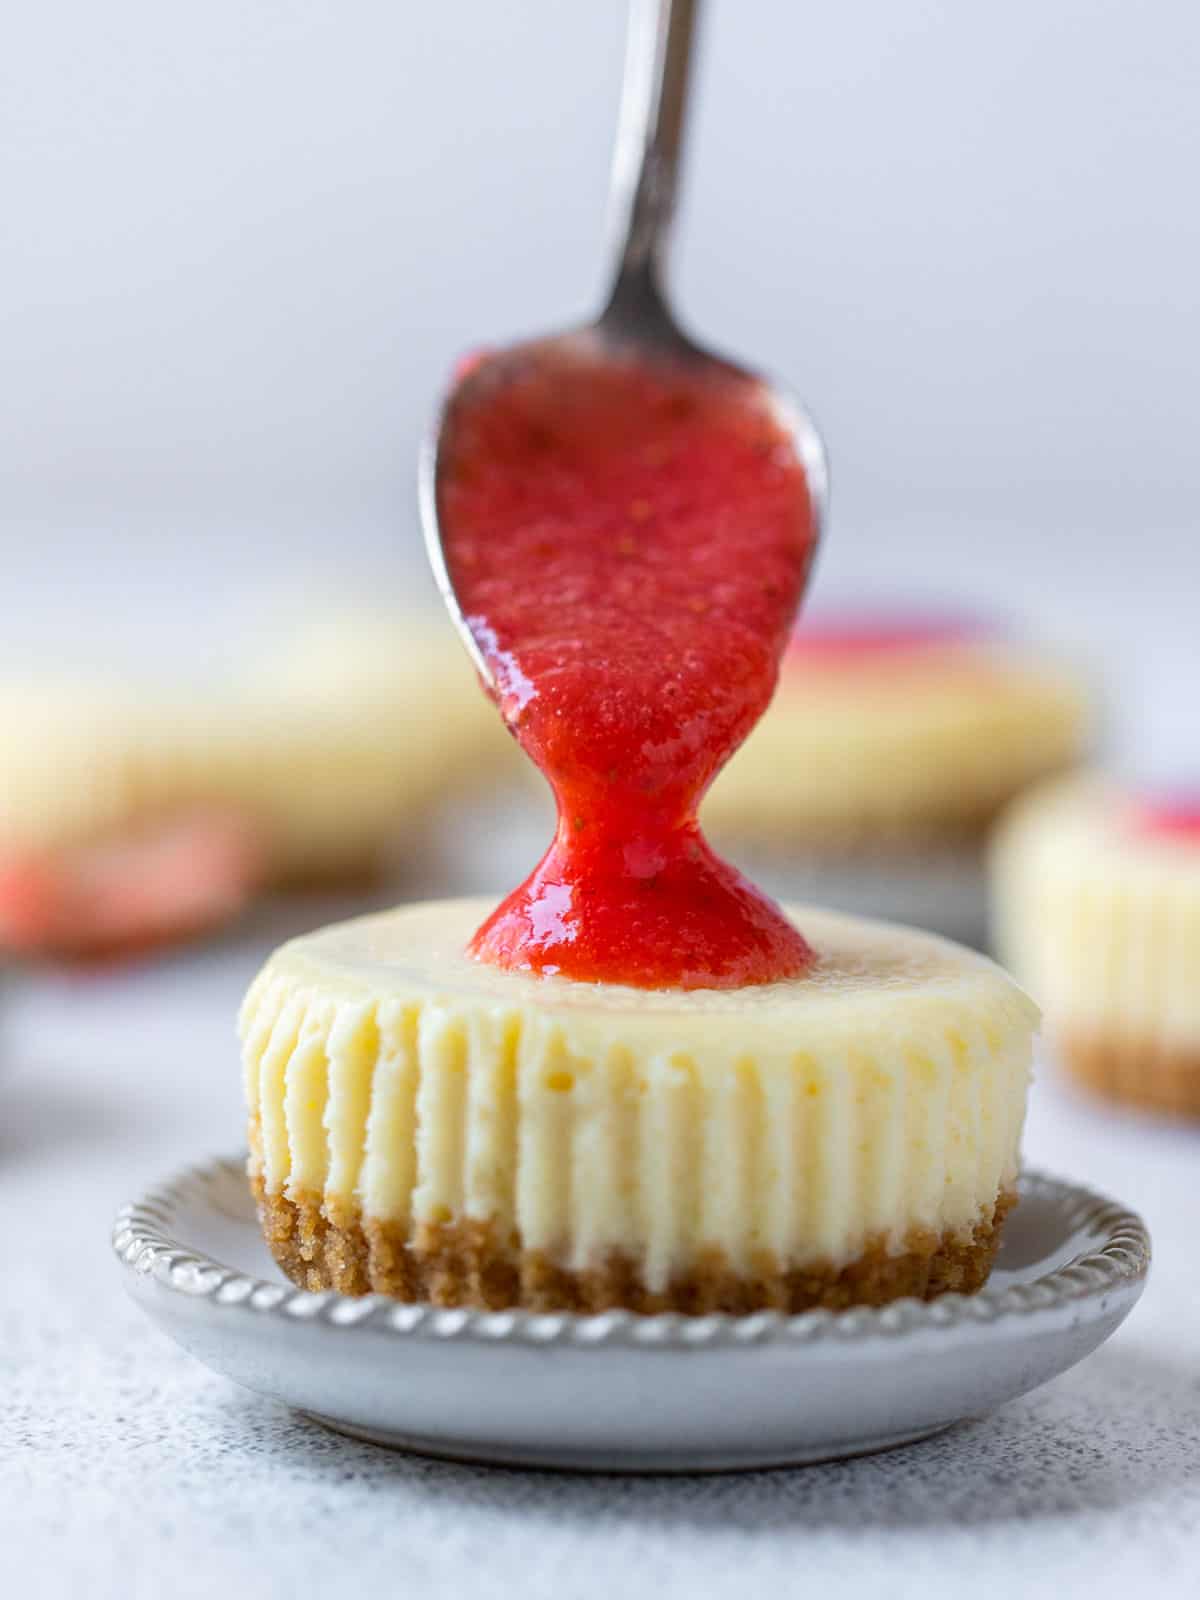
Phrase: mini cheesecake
[
  {"left": 701, "top": 614, "right": 1092, "bottom": 941},
  {"left": 0, "top": 617, "right": 512, "bottom": 953},
  {"left": 243, "top": 614, "right": 517, "bottom": 882},
  {"left": 992, "top": 776, "right": 1200, "bottom": 1117},
  {"left": 241, "top": 897, "right": 1036, "bottom": 1312}
]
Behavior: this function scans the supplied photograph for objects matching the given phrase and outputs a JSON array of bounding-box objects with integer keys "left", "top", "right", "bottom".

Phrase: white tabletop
[{"left": 4, "top": 893, "right": 1198, "bottom": 1600}]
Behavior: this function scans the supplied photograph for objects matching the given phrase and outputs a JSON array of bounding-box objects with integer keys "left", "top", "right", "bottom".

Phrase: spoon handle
[{"left": 604, "top": 0, "right": 702, "bottom": 323}]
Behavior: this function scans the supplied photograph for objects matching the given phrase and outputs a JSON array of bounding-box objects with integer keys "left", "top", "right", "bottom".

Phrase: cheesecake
[
  {"left": 0, "top": 617, "right": 510, "bottom": 954},
  {"left": 702, "top": 613, "right": 1092, "bottom": 940},
  {"left": 993, "top": 775, "right": 1200, "bottom": 1117},
  {"left": 242, "top": 897, "right": 1035, "bottom": 1311}
]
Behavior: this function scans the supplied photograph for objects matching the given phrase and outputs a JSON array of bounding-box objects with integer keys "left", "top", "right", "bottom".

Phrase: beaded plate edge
[{"left": 112, "top": 1157, "right": 1150, "bottom": 1350}]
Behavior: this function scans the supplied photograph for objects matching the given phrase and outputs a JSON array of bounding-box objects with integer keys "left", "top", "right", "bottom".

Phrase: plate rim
[{"left": 112, "top": 1156, "right": 1150, "bottom": 1351}]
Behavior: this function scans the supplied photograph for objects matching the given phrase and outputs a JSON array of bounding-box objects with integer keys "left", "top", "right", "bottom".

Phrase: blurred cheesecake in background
[
  {"left": 0, "top": 613, "right": 514, "bottom": 958},
  {"left": 992, "top": 775, "right": 1200, "bottom": 1118},
  {"left": 247, "top": 612, "right": 517, "bottom": 882},
  {"left": 701, "top": 610, "right": 1094, "bottom": 943}
]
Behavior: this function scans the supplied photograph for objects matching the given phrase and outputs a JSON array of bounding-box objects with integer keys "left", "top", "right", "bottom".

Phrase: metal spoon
[{"left": 419, "top": 0, "right": 829, "bottom": 688}]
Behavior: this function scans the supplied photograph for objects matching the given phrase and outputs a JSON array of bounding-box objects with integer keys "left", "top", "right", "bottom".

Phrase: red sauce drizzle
[
  {"left": 439, "top": 338, "right": 817, "bottom": 989},
  {"left": 1132, "top": 792, "right": 1200, "bottom": 844},
  {"left": 785, "top": 611, "right": 989, "bottom": 667}
]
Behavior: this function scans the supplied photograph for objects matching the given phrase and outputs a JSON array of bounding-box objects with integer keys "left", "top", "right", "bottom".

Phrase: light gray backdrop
[{"left": 2, "top": 1, "right": 1196, "bottom": 765}]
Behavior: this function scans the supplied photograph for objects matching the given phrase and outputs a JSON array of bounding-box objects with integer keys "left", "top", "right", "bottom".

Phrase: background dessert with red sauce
[{"left": 700, "top": 605, "right": 1094, "bottom": 944}]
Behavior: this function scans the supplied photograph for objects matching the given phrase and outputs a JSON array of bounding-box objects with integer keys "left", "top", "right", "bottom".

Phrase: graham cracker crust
[
  {"left": 1061, "top": 1032, "right": 1200, "bottom": 1119},
  {"left": 252, "top": 1177, "right": 1015, "bottom": 1314}
]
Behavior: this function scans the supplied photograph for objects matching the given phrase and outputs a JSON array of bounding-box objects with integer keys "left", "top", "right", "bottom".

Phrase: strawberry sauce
[
  {"left": 0, "top": 809, "right": 262, "bottom": 960},
  {"left": 438, "top": 338, "right": 817, "bottom": 989},
  {"left": 1133, "top": 793, "right": 1200, "bottom": 844},
  {"left": 785, "top": 612, "right": 988, "bottom": 666}
]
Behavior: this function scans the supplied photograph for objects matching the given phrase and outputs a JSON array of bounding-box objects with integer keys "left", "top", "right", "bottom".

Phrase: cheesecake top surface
[{"left": 249, "top": 897, "right": 1038, "bottom": 1045}]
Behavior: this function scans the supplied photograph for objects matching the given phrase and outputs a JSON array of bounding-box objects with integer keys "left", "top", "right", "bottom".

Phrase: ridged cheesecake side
[
  {"left": 992, "top": 777, "right": 1200, "bottom": 1116},
  {"left": 241, "top": 899, "right": 1036, "bottom": 1311}
]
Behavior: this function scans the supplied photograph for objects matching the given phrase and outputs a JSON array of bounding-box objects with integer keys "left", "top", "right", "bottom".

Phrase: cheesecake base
[
  {"left": 1061, "top": 1034, "right": 1200, "bottom": 1120},
  {"left": 254, "top": 1180, "right": 1015, "bottom": 1314}
]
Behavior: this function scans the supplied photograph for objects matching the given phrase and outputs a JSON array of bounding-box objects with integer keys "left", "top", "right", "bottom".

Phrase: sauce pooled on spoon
[{"left": 439, "top": 337, "right": 817, "bottom": 989}]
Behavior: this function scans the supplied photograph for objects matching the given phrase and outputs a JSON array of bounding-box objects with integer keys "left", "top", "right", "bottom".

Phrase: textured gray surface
[{"left": 3, "top": 913, "right": 1198, "bottom": 1600}]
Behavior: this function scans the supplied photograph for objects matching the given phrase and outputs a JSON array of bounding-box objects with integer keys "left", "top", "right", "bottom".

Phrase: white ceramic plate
[{"left": 114, "top": 1159, "right": 1149, "bottom": 1472}]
